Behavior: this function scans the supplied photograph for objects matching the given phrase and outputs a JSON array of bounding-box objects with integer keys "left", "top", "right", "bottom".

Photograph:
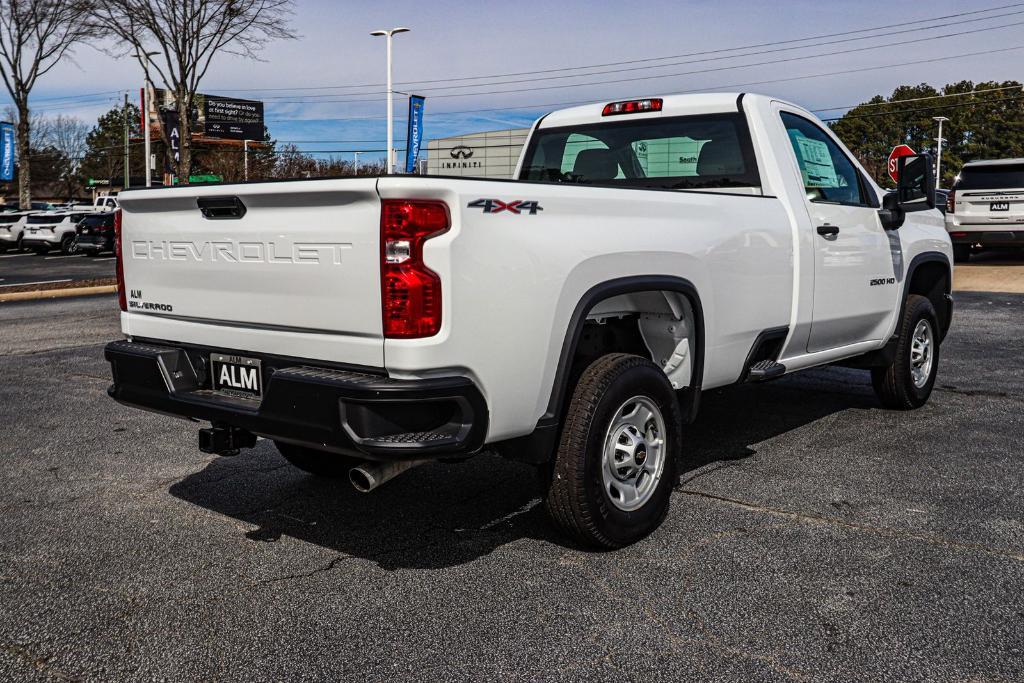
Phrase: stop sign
[{"left": 888, "top": 145, "right": 916, "bottom": 183}]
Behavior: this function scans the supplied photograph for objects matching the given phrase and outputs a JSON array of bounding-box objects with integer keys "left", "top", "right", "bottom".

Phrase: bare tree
[
  {"left": 0, "top": 0, "right": 95, "bottom": 208},
  {"left": 42, "top": 114, "right": 88, "bottom": 198},
  {"left": 96, "top": 0, "right": 295, "bottom": 184}
]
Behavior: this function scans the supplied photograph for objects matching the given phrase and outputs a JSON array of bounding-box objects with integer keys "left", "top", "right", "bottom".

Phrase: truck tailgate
[{"left": 117, "top": 179, "right": 384, "bottom": 367}]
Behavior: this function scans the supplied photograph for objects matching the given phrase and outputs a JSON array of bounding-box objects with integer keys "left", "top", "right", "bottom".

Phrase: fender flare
[
  {"left": 541, "top": 275, "right": 706, "bottom": 427},
  {"left": 902, "top": 251, "right": 953, "bottom": 340}
]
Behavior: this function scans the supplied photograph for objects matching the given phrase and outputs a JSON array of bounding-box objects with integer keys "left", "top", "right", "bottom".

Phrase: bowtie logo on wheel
[{"left": 468, "top": 199, "right": 544, "bottom": 215}]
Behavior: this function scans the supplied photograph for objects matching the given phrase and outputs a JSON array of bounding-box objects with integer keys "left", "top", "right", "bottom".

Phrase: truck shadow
[{"left": 169, "top": 366, "right": 879, "bottom": 570}]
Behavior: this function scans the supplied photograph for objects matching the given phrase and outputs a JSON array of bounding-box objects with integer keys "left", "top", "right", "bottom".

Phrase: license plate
[
  {"left": 210, "top": 353, "right": 262, "bottom": 398},
  {"left": 991, "top": 202, "right": 1010, "bottom": 211}
]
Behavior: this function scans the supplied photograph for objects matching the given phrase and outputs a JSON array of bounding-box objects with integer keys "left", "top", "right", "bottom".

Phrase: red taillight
[
  {"left": 380, "top": 200, "right": 450, "bottom": 338},
  {"left": 114, "top": 208, "right": 126, "bottom": 311},
  {"left": 602, "top": 98, "right": 663, "bottom": 116},
  {"left": 950, "top": 232, "right": 968, "bottom": 238},
  {"left": 946, "top": 189, "right": 956, "bottom": 214}
]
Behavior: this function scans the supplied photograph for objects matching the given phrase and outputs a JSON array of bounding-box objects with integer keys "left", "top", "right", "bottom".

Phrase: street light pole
[
  {"left": 353, "top": 151, "right": 360, "bottom": 175},
  {"left": 370, "top": 27, "right": 409, "bottom": 174},
  {"left": 139, "top": 50, "right": 159, "bottom": 187},
  {"left": 933, "top": 116, "right": 949, "bottom": 188}
]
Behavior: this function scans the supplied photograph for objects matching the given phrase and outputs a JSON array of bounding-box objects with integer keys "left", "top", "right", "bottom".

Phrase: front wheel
[
  {"left": 872, "top": 294, "right": 940, "bottom": 409},
  {"left": 545, "top": 353, "right": 682, "bottom": 549}
]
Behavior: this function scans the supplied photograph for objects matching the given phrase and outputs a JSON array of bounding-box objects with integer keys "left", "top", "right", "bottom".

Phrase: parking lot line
[
  {"left": 44, "top": 255, "right": 75, "bottom": 260},
  {"left": 0, "top": 278, "right": 72, "bottom": 288},
  {"left": 0, "top": 252, "right": 33, "bottom": 258},
  {"left": 96, "top": 257, "right": 115, "bottom": 261}
]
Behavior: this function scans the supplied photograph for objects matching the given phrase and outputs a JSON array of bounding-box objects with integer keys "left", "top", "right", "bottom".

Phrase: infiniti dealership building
[{"left": 425, "top": 128, "right": 530, "bottom": 179}]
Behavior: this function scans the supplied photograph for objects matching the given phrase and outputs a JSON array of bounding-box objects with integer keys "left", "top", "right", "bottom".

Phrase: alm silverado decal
[{"left": 468, "top": 199, "right": 543, "bottom": 215}]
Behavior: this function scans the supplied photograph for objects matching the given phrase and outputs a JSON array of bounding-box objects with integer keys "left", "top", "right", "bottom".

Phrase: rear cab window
[{"left": 520, "top": 113, "right": 761, "bottom": 192}]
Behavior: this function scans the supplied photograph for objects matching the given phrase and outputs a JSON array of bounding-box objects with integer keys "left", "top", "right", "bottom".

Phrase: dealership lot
[
  {"left": 0, "top": 292, "right": 1022, "bottom": 681},
  {"left": 0, "top": 251, "right": 114, "bottom": 289}
]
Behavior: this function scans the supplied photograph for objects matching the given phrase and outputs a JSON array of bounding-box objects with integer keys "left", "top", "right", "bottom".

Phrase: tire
[
  {"left": 872, "top": 294, "right": 940, "bottom": 410},
  {"left": 274, "top": 441, "right": 360, "bottom": 478},
  {"left": 60, "top": 234, "right": 77, "bottom": 255},
  {"left": 952, "top": 244, "right": 971, "bottom": 263},
  {"left": 545, "top": 353, "right": 682, "bottom": 549}
]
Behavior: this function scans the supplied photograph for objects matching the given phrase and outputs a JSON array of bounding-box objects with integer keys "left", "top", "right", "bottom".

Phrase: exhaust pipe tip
[
  {"left": 348, "top": 458, "right": 431, "bottom": 493},
  {"left": 349, "top": 466, "right": 377, "bottom": 493}
]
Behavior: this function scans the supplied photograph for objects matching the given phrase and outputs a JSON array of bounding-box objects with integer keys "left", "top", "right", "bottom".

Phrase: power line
[
  {"left": 218, "top": 1, "right": 1024, "bottom": 94},
  {"left": 822, "top": 94, "right": 1024, "bottom": 122},
  {"left": 810, "top": 85, "right": 1024, "bottom": 111},
  {"left": 266, "top": 44, "right": 1024, "bottom": 124},
  {"left": 256, "top": 21, "right": 1024, "bottom": 106},
  {"left": 257, "top": 10, "right": 1024, "bottom": 102}
]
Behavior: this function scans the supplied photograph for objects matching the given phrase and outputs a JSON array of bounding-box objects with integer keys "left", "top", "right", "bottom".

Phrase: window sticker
[
  {"left": 791, "top": 131, "right": 839, "bottom": 188},
  {"left": 632, "top": 137, "right": 709, "bottom": 177}
]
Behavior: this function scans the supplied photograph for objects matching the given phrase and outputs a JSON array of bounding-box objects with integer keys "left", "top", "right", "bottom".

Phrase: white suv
[
  {"left": 20, "top": 211, "right": 90, "bottom": 255},
  {"left": 945, "top": 158, "right": 1024, "bottom": 262},
  {"left": 0, "top": 211, "right": 31, "bottom": 252}
]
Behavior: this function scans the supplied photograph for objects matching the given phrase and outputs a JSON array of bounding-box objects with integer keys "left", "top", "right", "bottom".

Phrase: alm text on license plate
[{"left": 210, "top": 353, "right": 262, "bottom": 398}]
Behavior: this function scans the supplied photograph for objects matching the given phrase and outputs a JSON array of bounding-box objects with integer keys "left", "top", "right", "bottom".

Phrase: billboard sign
[
  {"left": 144, "top": 88, "right": 263, "bottom": 141},
  {"left": 405, "top": 95, "right": 425, "bottom": 174},
  {"left": 0, "top": 121, "right": 13, "bottom": 181},
  {"left": 204, "top": 95, "right": 264, "bottom": 141}
]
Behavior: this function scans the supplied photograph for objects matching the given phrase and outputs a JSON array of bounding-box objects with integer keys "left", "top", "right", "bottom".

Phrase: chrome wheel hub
[
  {"left": 602, "top": 396, "right": 667, "bottom": 512},
  {"left": 910, "top": 319, "right": 934, "bottom": 389}
]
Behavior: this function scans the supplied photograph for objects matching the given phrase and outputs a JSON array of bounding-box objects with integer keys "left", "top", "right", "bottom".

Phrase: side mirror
[
  {"left": 896, "top": 153, "right": 936, "bottom": 212},
  {"left": 878, "top": 153, "right": 935, "bottom": 230},
  {"left": 879, "top": 192, "right": 905, "bottom": 231}
]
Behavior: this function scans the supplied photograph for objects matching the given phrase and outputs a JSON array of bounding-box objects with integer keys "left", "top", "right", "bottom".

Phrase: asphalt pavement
[
  {"left": 0, "top": 293, "right": 1022, "bottom": 682},
  {"left": 0, "top": 251, "right": 115, "bottom": 288}
]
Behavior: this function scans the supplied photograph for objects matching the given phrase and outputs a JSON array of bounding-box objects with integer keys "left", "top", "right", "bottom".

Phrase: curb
[{"left": 0, "top": 284, "right": 118, "bottom": 303}]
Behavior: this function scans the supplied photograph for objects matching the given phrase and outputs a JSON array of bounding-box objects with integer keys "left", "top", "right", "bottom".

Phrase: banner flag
[
  {"left": 0, "top": 121, "right": 14, "bottom": 182},
  {"left": 405, "top": 95, "right": 425, "bottom": 174}
]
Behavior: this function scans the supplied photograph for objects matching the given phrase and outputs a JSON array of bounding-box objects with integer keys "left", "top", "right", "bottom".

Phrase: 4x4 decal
[{"left": 468, "top": 199, "right": 543, "bottom": 215}]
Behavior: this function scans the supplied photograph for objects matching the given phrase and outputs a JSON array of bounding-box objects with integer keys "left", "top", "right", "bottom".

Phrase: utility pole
[
  {"left": 353, "top": 151, "right": 360, "bottom": 175},
  {"left": 370, "top": 27, "right": 410, "bottom": 174},
  {"left": 244, "top": 139, "right": 249, "bottom": 181},
  {"left": 123, "top": 92, "right": 130, "bottom": 189},
  {"left": 933, "top": 116, "right": 949, "bottom": 188}
]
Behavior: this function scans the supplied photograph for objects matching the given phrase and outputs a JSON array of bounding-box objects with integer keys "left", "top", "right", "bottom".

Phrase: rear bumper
[
  {"left": 76, "top": 235, "right": 112, "bottom": 250},
  {"left": 21, "top": 237, "right": 59, "bottom": 248},
  {"left": 104, "top": 339, "right": 488, "bottom": 460},
  {"left": 946, "top": 227, "right": 1024, "bottom": 246}
]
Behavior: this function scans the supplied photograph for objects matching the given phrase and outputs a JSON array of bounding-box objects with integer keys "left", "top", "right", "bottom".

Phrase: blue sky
[{"left": 15, "top": 0, "right": 1024, "bottom": 163}]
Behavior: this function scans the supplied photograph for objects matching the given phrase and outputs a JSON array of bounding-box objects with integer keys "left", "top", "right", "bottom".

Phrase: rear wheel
[
  {"left": 60, "top": 234, "right": 77, "bottom": 255},
  {"left": 545, "top": 353, "right": 682, "bottom": 549},
  {"left": 952, "top": 244, "right": 971, "bottom": 263},
  {"left": 872, "top": 294, "right": 940, "bottom": 410},
  {"left": 274, "top": 441, "right": 360, "bottom": 478}
]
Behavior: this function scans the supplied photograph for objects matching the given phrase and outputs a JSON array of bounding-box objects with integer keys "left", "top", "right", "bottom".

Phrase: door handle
[{"left": 816, "top": 224, "right": 840, "bottom": 237}]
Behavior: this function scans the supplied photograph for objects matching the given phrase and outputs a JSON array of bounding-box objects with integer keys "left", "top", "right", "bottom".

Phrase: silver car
[{"left": 20, "top": 211, "right": 90, "bottom": 255}]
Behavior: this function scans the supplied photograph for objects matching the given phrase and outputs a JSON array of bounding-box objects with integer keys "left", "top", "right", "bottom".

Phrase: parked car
[
  {"left": 93, "top": 195, "right": 119, "bottom": 212},
  {"left": 945, "top": 158, "right": 1024, "bottom": 262},
  {"left": 0, "top": 211, "right": 32, "bottom": 252},
  {"left": 20, "top": 211, "right": 90, "bottom": 254},
  {"left": 74, "top": 212, "right": 116, "bottom": 254},
  {"left": 105, "top": 92, "right": 952, "bottom": 548}
]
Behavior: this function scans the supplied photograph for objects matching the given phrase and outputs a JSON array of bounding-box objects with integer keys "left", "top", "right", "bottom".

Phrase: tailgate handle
[{"left": 197, "top": 196, "right": 247, "bottom": 220}]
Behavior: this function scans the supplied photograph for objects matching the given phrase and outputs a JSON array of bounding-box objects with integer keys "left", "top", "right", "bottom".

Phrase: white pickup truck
[{"left": 105, "top": 93, "right": 952, "bottom": 548}]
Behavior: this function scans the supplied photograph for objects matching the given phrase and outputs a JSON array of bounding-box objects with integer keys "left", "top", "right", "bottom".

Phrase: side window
[{"left": 781, "top": 112, "right": 866, "bottom": 206}]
